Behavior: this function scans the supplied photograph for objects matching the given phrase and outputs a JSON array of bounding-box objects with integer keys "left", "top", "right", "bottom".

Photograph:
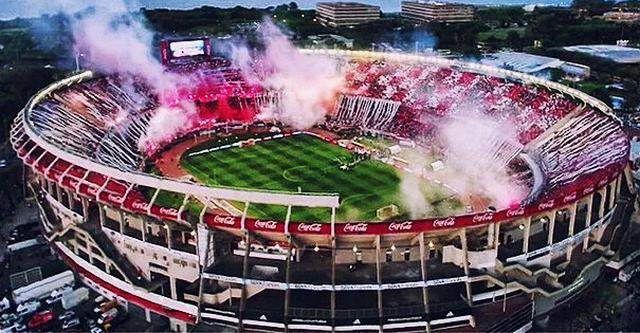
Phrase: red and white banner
[{"left": 21, "top": 140, "right": 629, "bottom": 237}]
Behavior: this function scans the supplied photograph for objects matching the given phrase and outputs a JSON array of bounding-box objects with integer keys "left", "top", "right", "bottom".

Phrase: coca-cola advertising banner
[
  {"left": 290, "top": 222, "right": 330, "bottom": 235},
  {"left": 122, "top": 199, "right": 183, "bottom": 222},
  {"left": 203, "top": 162, "right": 625, "bottom": 236},
  {"left": 98, "top": 191, "right": 124, "bottom": 206},
  {"left": 246, "top": 218, "right": 285, "bottom": 233},
  {"left": 29, "top": 140, "right": 626, "bottom": 236},
  {"left": 204, "top": 214, "right": 241, "bottom": 229}
]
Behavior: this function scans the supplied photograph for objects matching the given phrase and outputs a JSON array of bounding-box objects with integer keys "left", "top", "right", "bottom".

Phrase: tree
[
  {"left": 288, "top": 2, "right": 299, "bottom": 11},
  {"left": 572, "top": 0, "right": 615, "bottom": 15},
  {"left": 506, "top": 30, "right": 522, "bottom": 49}
]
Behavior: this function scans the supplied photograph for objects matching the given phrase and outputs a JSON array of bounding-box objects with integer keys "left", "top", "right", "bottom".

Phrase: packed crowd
[
  {"left": 341, "top": 60, "right": 579, "bottom": 145},
  {"left": 29, "top": 58, "right": 590, "bottom": 177}
]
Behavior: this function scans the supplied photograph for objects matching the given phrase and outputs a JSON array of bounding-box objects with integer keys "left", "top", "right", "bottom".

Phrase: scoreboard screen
[
  {"left": 160, "top": 38, "right": 212, "bottom": 65},
  {"left": 169, "top": 40, "right": 205, "bottom": 58}
]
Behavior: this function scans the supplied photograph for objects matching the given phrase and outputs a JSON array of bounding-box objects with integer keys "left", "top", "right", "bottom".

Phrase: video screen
[{"left": 169, "top": 40, "right": 205, "bottom": 58}]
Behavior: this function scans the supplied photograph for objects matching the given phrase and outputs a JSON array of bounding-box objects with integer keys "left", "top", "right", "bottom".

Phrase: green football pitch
[{"left": 180, "top": 134, "right": 460, "bottom": 222}]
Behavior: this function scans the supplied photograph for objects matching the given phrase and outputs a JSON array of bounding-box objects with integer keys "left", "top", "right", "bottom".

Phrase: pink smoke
[{"left": 224, "top": 19, "right": 345, "bottom": 129}]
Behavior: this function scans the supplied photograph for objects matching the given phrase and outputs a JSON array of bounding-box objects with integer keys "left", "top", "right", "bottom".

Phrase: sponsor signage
[
  {"left": 151, "top": 205, "right": 180, "bottom": 220},
  {"left": 31, "top": 144, "right": 625, "bottom": 237},
  {"left": 339, "top": 222, "right": 369, "bottom": 234},
  {"left": 388, "top": 221, "right": 413, "bottom": 232},
  {"left": 204, "top": 214, "right": 240, "bottom": 229},
  {"left": 472, "top": 212, "right": 494, "bottom": 223},
  {"left": 292, "top": 222, "right": 327, "bottom": 234},
  {"left": 247, "top": 218, "right": 284, "bottom": 233},
  {"left": 432, "top": 217, "right": 456, "bottom": 228}
]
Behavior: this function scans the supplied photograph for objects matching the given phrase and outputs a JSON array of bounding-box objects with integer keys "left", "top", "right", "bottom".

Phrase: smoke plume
[
  {"left": 400, "top": 174, "right": 430, "bottom": 219},
  {"left": 435, "top": 113, "right": 527, "bottom": 209},
  {"left": 220, "top": 19, "right": 345, "bottom": 129},
  {"left": 139, "top": 103, "right": 199, "bottom": 152},
  {"left": 397, "top": 107, "right": 528, "bottom": 217},
  {"left": 69, "top": 2, "right": 181, "bottom": 93}
]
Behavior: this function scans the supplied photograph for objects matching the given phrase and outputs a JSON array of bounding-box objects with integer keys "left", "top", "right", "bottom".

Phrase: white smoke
[
  {"left": 435, "top": 114, "right": 527, "bottom": 209},
  {"left": 400, "top": 174, "right": 430, "bottom": 219},
  {"left": 395, "top": 112, "right": 528, "bottom": 216},
  {"left": 70, "top": 2, "right": 181, "bottom": 93},
  {"left": 221, "top": 19, "right": 345, "bottom": 129},
  {"left": 42, "top": 0, "right": 202, "bottom": 152},
  {"left": 138, "top": 102, "right": 198, "bottom": 152}
]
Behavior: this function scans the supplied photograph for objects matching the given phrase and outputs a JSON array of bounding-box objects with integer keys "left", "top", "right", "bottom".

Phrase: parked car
[
  {"left": 0, "top": 322, "right": 25, "bottom": 333},
  {"left": 61, "top": 317, "right": 80, "bottom": 330},
  {"left": 0, "top": 298, "right": 10, "bottom": 313},
  {"left": 58, "top": 310, "right": 75, "bottom": 322},
  {"left": 0, "top": 313, "right": 18, "bottom": 327},
  {"left": 13, "top": 323, "right": 27, "bottom": 332},
  {"left": 93, "top": 300, "right": 117, "bottom": 314},
  {"left": 45, "top": 286, "right": 73, "bottom": 305},
  {"left": 97, "top": 308, "right": 118, "bottom": 325},
  {"left": 27, "top": 310, "right": 55, "bottom": 330},
  {"left": 15, "top": 301, "right": 39, "bottom": 318},
  {"left": 89, "top": 325, "right": 104, "bottom": 333}
]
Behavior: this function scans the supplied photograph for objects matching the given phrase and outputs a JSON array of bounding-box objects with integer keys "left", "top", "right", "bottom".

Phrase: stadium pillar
[
  {"left": 47, "top": 178, "right": 54, "bottom": 195},
  {"left": 547, "top": 213, "right": 556, "bottom": 246},
  {"left": 169, "top": 276, "right": 178, "bottom": 300},
  {"left": 598, "top": 189, "right": 606, "bottom": 219},
  {"left": 283, "top": 206, "right": 292, "bottom": 332},
  {"left": 66, "top": 189, "right": 75, "bottom": 211},
  {"left": 238, "top": 203, "right": 250, "bottom": 331},
  {"left": 98, "top": 204, "right": 105, "bottom": 229},
  {"left": 166, "top": 224, "right": 173, "bottom": 250},
  {"left": 418, "top": 232, "right": 432, "bottom": 333},
  {"left": 238, "top": 230, "right": 251, "bottom": 331},
  {"left": 141, "top": 219, "right": 147, "bottom": 243},
  {"left": 487, "top": 224, "right": 495, "bottom": 250},
  {"left": 118, "top": 211, "right": 125, "bottom": 234},
  {"left": 81, "top": 198, "right": 89, "bottom": 222},
  {"left": 330, "top": 236, "right": 336, "bottom": 331},
  {"left": 55, "top": 181, "right": 63, "bottom": 203},
  {"left": 375, "top": 235, "right": 383, "bottom": 329},
  {"left": 609, "top": 182, "right": 617, "bottom": 210},
  {"left": 196, "top": 229, "right": 211, "bottom": 324},
  {"left": 494, "top": 222, "right": 501, "bottom": 248},
  {"left": 583, "top": 196, "right": 593, "bottom": 251},
  {"left": 566, "top": 203, "right": 577, "bottom": 261},
  {"left": 459, "top": 229, "right": 472, "bottom": 306},
  {"left": 522, "top": 217, "right": 531, "bottom": 254}
]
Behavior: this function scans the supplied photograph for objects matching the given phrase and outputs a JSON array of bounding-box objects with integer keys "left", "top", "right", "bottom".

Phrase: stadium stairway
[{"left": 77, "top": 222, "right": 163, "bottom": 292}]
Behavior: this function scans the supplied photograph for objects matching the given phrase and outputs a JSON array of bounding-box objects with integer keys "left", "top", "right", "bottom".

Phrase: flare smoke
[{"left": 221, "top": 19, "right": 345, "bottom": 129}]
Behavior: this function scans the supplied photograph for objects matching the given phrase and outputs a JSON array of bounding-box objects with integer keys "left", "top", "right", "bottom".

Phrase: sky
[{"left": 0, "top": 0, "right": 573, "bottom": 21}]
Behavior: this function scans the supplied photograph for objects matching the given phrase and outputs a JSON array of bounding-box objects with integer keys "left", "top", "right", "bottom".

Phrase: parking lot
[{"left": 0, "top": 202, "right": 157, "bottom": 332}]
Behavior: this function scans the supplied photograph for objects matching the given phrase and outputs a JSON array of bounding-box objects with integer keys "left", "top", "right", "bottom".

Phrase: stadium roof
[
  {"left": 563, "top": 45, "right": 640, "bottom": 64},
  {"left": 480, "top": 52, "right": 589, "bottom": 77}
]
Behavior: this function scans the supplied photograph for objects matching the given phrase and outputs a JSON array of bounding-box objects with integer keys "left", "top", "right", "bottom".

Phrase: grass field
[{"left": 180, "top": 134, "right": 460, "bottom": 222}]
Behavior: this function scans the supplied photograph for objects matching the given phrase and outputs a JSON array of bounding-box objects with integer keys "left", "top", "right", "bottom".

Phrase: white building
[
  {"left": 315, "top": 2, "right": 381, "bottom": 27},
  {"left": 481, "top": 52, "right": 590, "bottom": 80},
  {"left": 564, "top": 44, "right": 640, "bottom": 64},
  {"left": 401, "top": 1, "right": 476, "bottom": 23}
]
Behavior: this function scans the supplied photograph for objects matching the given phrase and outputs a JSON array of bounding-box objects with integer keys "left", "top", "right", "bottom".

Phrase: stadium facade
[{"left": 10, "top": 47, "right": 637, "bottom": 332}]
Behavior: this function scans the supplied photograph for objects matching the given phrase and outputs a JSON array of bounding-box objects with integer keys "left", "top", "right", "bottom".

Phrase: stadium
[{"left": 10, "top": 37, "right": 637, "bottom": 332}]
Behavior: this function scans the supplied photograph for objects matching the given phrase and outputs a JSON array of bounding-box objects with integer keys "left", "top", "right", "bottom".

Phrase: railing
[
  {"left": 202, "top": 272, "right": 469, "bottom": 291},
  {"left": 505, "top": 209, "right": 614, "bottom": 263}
]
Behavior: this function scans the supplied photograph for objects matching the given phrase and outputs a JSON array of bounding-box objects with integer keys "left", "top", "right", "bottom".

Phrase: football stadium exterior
[{"left": 10, "top": 48, "right": 636, "bottom": 332}]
